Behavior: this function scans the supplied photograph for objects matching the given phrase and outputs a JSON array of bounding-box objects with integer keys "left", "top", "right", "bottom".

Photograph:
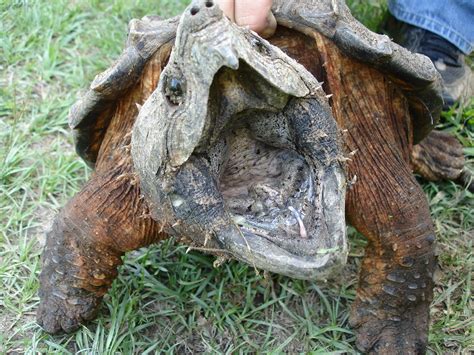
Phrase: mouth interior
[{"left": 220, "top": 127, "right": 316, "bottom": 242}]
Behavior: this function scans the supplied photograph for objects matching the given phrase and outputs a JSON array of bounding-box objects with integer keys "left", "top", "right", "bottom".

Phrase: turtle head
[{"left": 131, "top": 1, "right": 347, "bottom": 280}]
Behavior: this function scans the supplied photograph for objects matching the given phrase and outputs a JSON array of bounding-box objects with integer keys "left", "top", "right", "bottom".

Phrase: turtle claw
[
  {"left": 411, "top": 130, "right": 465, "bottom": 182},
  {"left": 37, "top": 290, "right": 100, "bottom": 334},
  {"left": 350, "top": 297, "right": 429, "bottom": 355}
]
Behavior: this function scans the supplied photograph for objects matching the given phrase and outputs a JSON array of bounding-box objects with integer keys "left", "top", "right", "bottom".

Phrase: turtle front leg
[
  {"left": 37, "top": 169, "right": 165, "bottom": 334},
  {"left": 311, "top": 33, "right": 438, "bottom": 352},
  {"left": 346, "top": 143, "right": 436, "bottom": 354}
]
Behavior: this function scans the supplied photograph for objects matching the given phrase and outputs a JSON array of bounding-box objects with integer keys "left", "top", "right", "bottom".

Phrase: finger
[
  {"left": 260, "top": 11, "right": 277, "bottom": 38},
  {"left": 215, "top": 0, "right": 235, "bottom": 22},
  {"left": 234, "top": 0, "right": 273, "bottom": 34}
]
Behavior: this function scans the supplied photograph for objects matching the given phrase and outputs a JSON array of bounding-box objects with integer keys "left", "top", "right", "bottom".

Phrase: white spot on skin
[
  {"left": 232, "top": 215, "right": 246, "bottom": 225},
  {"left": 171, "top": 195, "right": 184, "bottom": 208}
]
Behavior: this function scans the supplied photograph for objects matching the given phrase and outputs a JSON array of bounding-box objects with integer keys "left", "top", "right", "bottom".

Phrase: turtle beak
[{"left": 216, "top": 46, "right": 240, "bottom": 70}]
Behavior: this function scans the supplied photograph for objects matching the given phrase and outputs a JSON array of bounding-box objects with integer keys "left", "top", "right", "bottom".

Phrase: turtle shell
[
  {"left": 69, "top": 15, "right": 179, "bottom": 166},
  {"left": 69, "top": 0, "right": 442, "bottom": 167}
]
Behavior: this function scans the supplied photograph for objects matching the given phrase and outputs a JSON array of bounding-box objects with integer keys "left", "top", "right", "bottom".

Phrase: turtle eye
[
  {"left": 165, "top": 77, "right": 185, "bottom": 105},
  {"left": 169, "top": 78, "right": 183, "bottom": 95}
]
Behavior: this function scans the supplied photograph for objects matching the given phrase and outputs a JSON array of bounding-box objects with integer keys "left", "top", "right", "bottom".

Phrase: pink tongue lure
[{"left": 288, "top": 206, "right": 308, "bottom": 239}]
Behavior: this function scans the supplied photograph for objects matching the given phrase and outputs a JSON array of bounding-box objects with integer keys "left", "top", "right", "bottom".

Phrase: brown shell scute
[
  {"left": 272, "top": 0, "right": 443, "bottom": 142},
  {"left": 69, "top": 16, "right": 178, "bottom": 166}
]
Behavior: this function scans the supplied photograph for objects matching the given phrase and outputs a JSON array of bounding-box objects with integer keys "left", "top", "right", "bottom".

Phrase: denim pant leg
[{"left": 388, "top": 0, "right": 474, "bottom": 54}]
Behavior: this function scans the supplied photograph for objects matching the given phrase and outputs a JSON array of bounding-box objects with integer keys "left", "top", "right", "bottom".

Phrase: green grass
[{"left": 1, "top": 0, "right": 473, "bottom": 353}]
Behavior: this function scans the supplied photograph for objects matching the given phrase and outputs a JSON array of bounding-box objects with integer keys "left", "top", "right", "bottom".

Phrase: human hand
[{"left": 215, "top": 0, "right": 276, "bottom": 38}]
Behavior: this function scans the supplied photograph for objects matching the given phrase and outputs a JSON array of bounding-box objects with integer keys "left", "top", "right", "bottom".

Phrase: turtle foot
[
  {"left": 37, "top": 287, "right": 101, "bottom": 334},
  {"left": 411, "top": 130, "right": 474, "bottom": 191},
  {"left": 350, "top": 296, "right": 429, "bottom": 355},
  {"left": 411, "top": 130, "right": 464, "bottom": 182}
]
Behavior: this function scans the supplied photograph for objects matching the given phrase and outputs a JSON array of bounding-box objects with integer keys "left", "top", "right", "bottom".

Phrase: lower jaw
[{"left": 215, "top": 224, "right": 345, "bottom": 280}]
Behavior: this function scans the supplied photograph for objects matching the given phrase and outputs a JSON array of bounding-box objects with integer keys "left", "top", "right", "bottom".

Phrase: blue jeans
[{"left": 388, "top": 0, "right": 474, "bottom": 54}]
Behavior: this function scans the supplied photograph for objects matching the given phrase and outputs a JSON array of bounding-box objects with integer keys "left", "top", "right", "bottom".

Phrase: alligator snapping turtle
[{"left": 37, "top": 0, "right": 470, "bottom": 353}]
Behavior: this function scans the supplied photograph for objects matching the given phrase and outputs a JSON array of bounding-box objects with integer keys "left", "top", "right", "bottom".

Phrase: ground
[{"left": 0, "top": 0, "right": 473, "bottom": 353}]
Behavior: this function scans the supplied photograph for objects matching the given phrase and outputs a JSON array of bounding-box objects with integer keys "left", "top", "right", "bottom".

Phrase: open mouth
[
  {"left": 131, "top": 9, "right": 347, "bottom": 280},
  {"left": 221, "top": 128, "right": 313, "bottom": 244},
  {"left": 211, "top": 64, "right": 323, "bottom": 257},
  {"left": 212, "top": 129, "right": 347, "bottom": 279},
  {"left": 169, "top": 63, "right": 346, "bottom": 280}
]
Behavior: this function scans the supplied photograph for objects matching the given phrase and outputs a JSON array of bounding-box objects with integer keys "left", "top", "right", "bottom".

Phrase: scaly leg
[
  {"left": 339, "top": 78, "right": 436, "bottom": 353},
  {"left": 346, "top": 155, "right": 436, "bottom": 354},
  {"left": 310, "top": 32, "right": 437, "bottom": 354},
  {"left": 37, "top": 167, "right": 165, "bottom": 333}
]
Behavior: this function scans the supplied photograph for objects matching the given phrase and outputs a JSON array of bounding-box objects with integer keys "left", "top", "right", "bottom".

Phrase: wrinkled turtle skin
[{"left": 37, "top": 1, "right": 468, "bottom": 354}]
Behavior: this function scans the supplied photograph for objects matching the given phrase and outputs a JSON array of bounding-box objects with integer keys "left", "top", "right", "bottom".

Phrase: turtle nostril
[
  {"left": 205, "top": 1, "right": 213, "bottom": 7},
  {"left": 190, "top": 6, "right": 200, "bottom": 15}
]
